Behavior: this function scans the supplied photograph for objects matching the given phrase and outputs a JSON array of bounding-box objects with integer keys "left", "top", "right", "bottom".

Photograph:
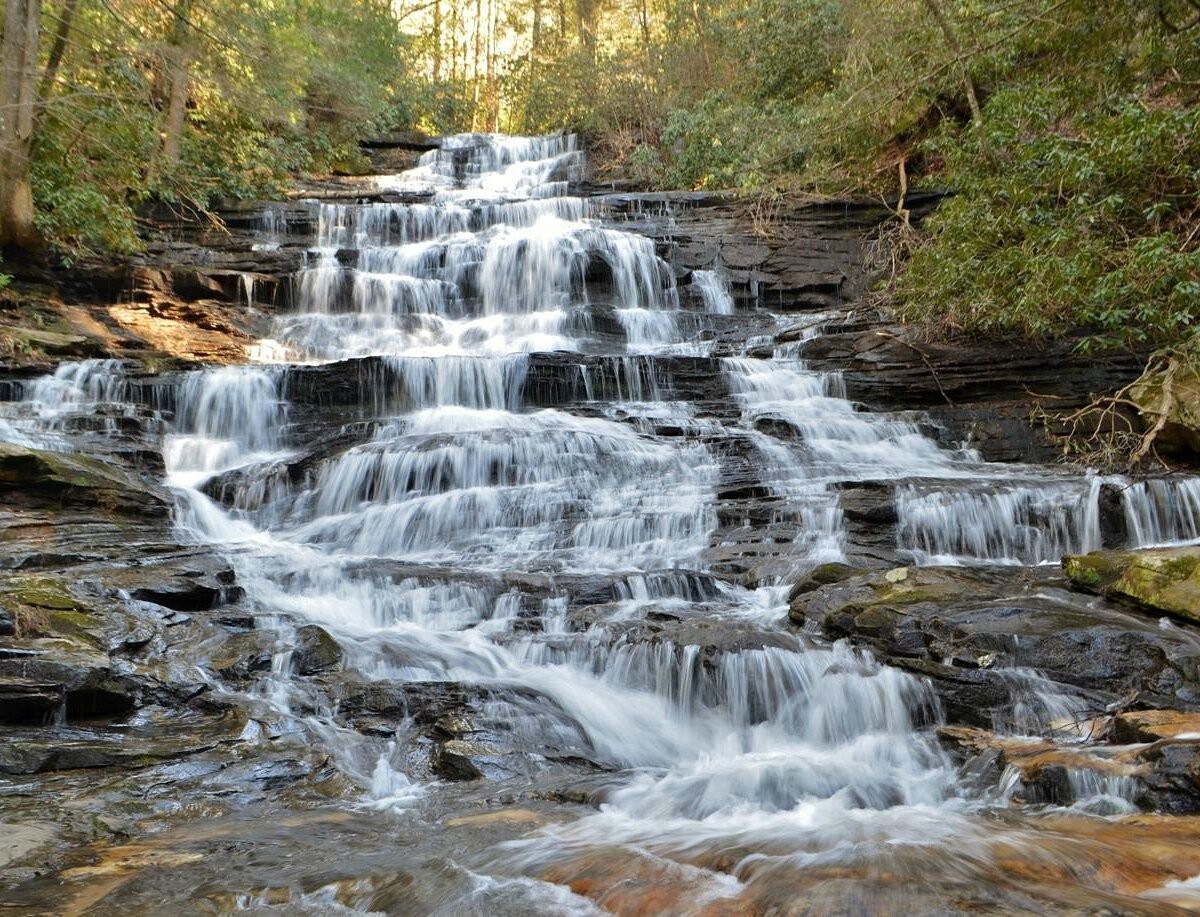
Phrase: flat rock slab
[
  {"left": 789, "top": 564, "right": 1200, "bottom": 725},
  {"left": 0, "top": 821, "right": 58, "bottom": 868}
]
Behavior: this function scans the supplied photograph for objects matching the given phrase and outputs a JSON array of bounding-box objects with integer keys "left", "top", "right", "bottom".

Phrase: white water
[{"left": 8, "top": 132, "right": 1200, "bottom": 909}]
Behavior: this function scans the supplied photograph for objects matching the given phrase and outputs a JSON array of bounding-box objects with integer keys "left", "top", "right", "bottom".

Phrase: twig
[{"left": 875, "top": 330, "right": 954, "bottom": 405}]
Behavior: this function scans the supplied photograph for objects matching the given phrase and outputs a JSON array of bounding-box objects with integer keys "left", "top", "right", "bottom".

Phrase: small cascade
[
  {"left": 0, "top": 359, "right": 143, "bottom": 449},
  {"left": 1120, "top": 476, "right": 1200, "bottom": 546},
  {"left": 253, "top": 205, "right": 291, "bottom": 251},
  {"left": 693, "top": 268, "right": 735, "bottom": 315},
  {"left": 238, "top": 273, "right": 256, "bottom": 308},
  {"left": 271, "top": 406, "right": 717, "bottom": 572},
  {"left": 274, "top": 137, "right": 677, "bottom": 364},
  {"left": 896, "top": 479, "right": 1103, "bottom": 565},
  {"left": 26, "top": 358, "right": 129, "bottom": 411},
  {"left": 165, "top": 365, "right": 286, "bottom": 484},
  {"left": 722, "top": 356, "right": 963, "bottom": 481}
]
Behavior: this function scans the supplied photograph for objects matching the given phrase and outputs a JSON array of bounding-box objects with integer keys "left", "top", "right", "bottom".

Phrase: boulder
[
  {"left": 786, "top": 562, "right": 863, "bottom": 604},
  {"left": 790, "top": 565, "right": 1200, "bottom": 726},
  {"left": 1063, "top": 547, "right": 1200, "bottom": 623},
  {"left": 1129, "top": 360, "right": 1200, "bottom": 457},
  {"left": 0, "top": 442, "right": 169, "bottom": 518},
  {"left": 431, "top": 741, "right": 485, "bottom": 781},
  {"left": 292, "top": 624, "right": 343, "bottom": 676}
]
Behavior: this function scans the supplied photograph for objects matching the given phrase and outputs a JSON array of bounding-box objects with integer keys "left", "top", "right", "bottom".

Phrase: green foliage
[
  {"left": 627, "top": 144, "right": 665, "bottom": 184},
  {"left": 30, "top": 0, "right": 410, "bottom": 256},
  {"left": 712, "top": 0, "right": 844, "bottom": 102},
  {"left": 565, "top": 0, "right": 1200, "bottom": 353},
  {"left": 662, "top": 95, "right": 809, "bottom": 189},
  {"left": 895, "top": 70, "right": 1200, "bottom": 349}
]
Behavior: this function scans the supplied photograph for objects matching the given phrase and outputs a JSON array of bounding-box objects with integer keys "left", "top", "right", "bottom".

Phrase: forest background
[{"left": 1, "top": 0, "right": 1198, "bottom": 352}]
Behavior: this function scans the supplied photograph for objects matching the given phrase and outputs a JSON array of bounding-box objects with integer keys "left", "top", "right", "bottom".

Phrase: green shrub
[{"left": 895, "top": 85, "right": 1200, "bottom": 349}]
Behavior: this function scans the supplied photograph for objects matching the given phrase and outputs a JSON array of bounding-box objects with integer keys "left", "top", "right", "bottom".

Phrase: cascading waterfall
[
  {"left": 9, "top": 131, "right": 1200, "bottom": 909},
  {"left": 155, "top": 136, "right": 974, "bottom": 858}
]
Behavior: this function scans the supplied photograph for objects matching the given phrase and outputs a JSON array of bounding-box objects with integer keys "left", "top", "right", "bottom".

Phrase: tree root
[{"left": 1046, "top": 348, "right": 1194, "bottom": 472}]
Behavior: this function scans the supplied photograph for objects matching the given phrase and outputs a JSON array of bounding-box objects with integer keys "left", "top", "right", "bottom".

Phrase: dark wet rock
[
  {"left": 790, "top": 565, "right": 1200, "bottom": 727},
  {"left": 0, "top": 679, "right": 65, "bottom": 724},
  {"left": 1097, "top": 482, "right": 1131, "bottom": 549},
  {"left": 567, "top": 608, "right": 801, "bottom": 668},
  {"left": 0, "top": 651, "right": 142, "bottom": 720},
  {"left": 801, "top": 324, "right": 1146, "bottom": 411},
  {"left": 1134, "top": 741, "right": 1200, "bottom": 813},
  {"left": 432, "top": 741, "right": 485, "bottom": 781},
  {"left": 0, "top": 707, "right": 245, "bottom": 775},
  {"left": 0, "top": 605, "right": 13, "bottom": 636},
  {"left": 222, "top": 757, "right": 317, "bottom": 790},
  {"left": 599, "top": 191, "right": 943, "bottom": 312},
  {"left": 126, "top": 552, "right": 242, "bottom": 612},
  {"left": 208, "top": 631, "right": 276, "bottom": 680},
  {"left": 1064, "top": 546, "right": 1200, "bottom": 624},
  {"left": 292, "top": 624, "right": 343, "bottom": 676},
  {"left": 0, "top": 442, "right": 170, "bottom": 517}
]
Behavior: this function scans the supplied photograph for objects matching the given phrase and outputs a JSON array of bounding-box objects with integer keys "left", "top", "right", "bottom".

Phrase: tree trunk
[
  {"left": 38, "top": 0, "right": 80, "bottom": 103},
  {"left": 690, "top": 0, "right": 711, "bottom": 78},
  {"left": 0, "top": 0, "right": 43, "bottom": 250},
  {"left": 159, "top": 0, "right": 195, "bottom": 167},
  {"left": 639, "top": 0, "right": 652, "bottom": 75},
  {"left": 575, "top": 0, "right": 598, "bottom": 60},
  {"left": 471, "top": 0, "right": 482, "bottom": 129},
  {"left": 432, "top": 0, "right": 442, "bottom": 80},
  {"left": 920, "top": 0, "right": 983, "bottom": 129},
  {"left": 486, "top": 0, "right": 498, "bottom": 129}
]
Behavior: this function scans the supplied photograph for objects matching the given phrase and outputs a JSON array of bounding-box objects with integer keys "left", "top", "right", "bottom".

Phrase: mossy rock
[
  {"left": 1064, "top": 547, "right": 1200, "bottom": 623},
  {"left": 1129, "top": 363, "right": 1200, "bottom": 457},
  {"left": 0, "top": 575, "right": 81, "bottom": 612},
  {"left": 0, "top": 443, "right": 167, "bottom": 517},
  {"left": 790, "top": 565, "right": 995, "bottom": 627},
  {"left": 786, "top": 562, "right": 863, "bottom": 604},
  {"left": 0, "top": 575, "right": 97, "bottom": 641}
]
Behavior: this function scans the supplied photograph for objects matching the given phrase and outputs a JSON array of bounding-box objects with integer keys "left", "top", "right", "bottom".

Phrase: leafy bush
[
  {"left": 662, "top": 95, "right": 810, "bottom": 189},
  {"left": 26, "top": 0, "right": 409, "bottom": 256},
  {"left": 895, "top": 85, "right": 1200, "bottom": 349}
]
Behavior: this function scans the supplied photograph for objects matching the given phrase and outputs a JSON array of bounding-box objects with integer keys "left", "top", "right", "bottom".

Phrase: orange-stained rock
[{"left": 1115, "top": 710, "right": 1200, "bottom": 743}]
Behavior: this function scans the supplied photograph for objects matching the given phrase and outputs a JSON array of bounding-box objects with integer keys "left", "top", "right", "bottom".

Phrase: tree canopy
[{"left": 2, "top": 0, "right": 1198, "bottom": 350}]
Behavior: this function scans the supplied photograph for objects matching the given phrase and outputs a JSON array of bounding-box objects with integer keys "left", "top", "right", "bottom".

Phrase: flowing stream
[{"left": 8, "top": 133, "right": 1200, "bottom": 912}]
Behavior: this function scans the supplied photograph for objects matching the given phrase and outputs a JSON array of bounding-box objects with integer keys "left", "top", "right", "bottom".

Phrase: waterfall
[
  {"left": 693, "top": 268, "right": 735, "bottom": 315},
  {"left": 8, "top": 130, "right": 1200, "bottom": 911}
]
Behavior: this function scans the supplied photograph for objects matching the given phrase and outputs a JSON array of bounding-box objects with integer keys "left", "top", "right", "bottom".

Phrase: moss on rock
[
  {"left": 1064, "top": 547, "right": 1200, "bottom": 623},
  {"left": 0, "top": 442, "right": 167, "bottom": 517}
]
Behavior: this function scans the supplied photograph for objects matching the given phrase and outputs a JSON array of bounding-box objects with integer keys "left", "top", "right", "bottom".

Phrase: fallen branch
[{"left": 874, "top": 329, "right": 954, "bottom": 405}]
